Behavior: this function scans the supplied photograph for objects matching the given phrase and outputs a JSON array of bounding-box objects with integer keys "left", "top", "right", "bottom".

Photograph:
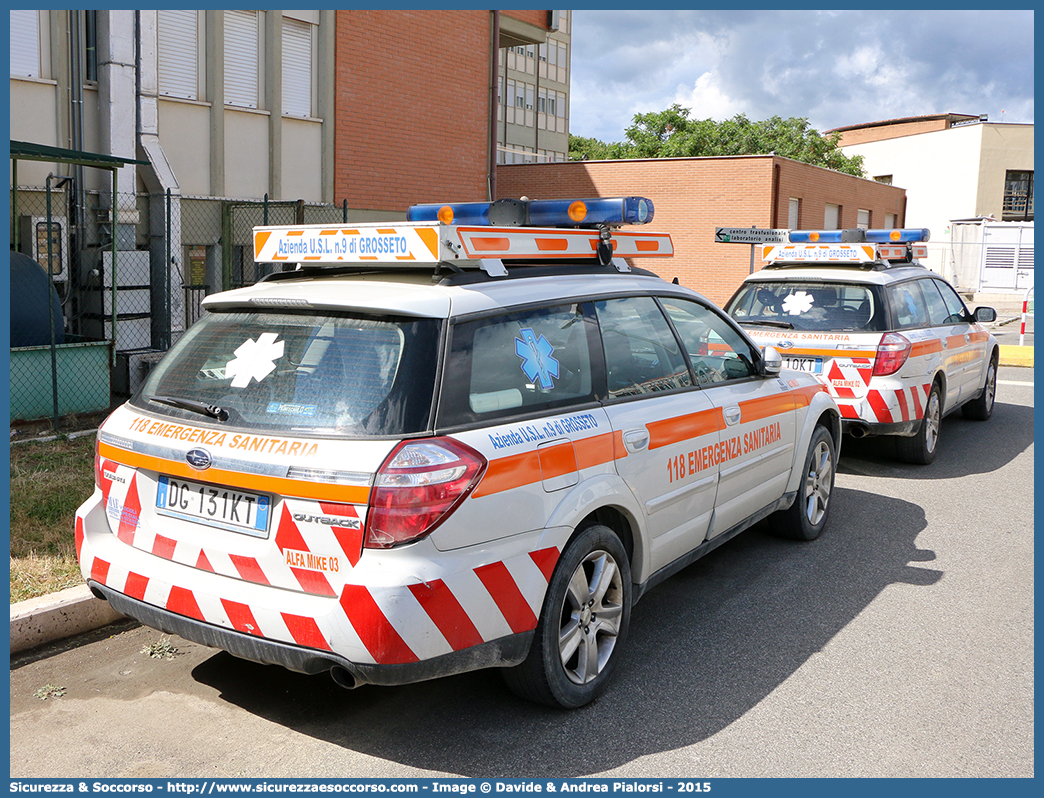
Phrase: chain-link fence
[{"left": 11, "top": 179, "right": 349, "bottom": 431}]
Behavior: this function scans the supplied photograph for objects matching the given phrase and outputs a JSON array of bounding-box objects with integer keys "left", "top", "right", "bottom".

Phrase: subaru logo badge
[
  {"left": 186, "top": 448, "right": 213, "bottom": 470},
  {"left": 777, "top": 340, "right": 794, "bottom": 349}
]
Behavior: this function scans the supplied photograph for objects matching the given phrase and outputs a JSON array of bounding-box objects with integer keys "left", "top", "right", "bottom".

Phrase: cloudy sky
[{"left": 568, "top": 8, "right": 1034, "bottom": 143}]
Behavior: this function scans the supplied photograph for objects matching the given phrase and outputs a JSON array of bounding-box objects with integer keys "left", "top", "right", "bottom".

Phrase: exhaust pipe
[
  {"left": 329, "top": 666, "right": 359, "bottom": 690},
  {"left": 848, "top": 424, "right": 870, "bottom": 439}
]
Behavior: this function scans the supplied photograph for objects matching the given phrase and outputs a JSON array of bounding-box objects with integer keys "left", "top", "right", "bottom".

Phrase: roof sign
[
  {"left": 762, "top": 244, "right": 879, "bottom": 263},
  {"left": 253, "top": 220, "right": 673, "bottom": 269}
]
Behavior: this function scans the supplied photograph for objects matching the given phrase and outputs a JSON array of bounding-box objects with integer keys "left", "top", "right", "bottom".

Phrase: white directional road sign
[{"left": 715, "top": 227, "right": 789, "bottom": 245}]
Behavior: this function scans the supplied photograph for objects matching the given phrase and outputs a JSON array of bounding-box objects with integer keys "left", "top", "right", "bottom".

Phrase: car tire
[
  {"left": 768, "top": 425, "right": 835, "bottom": 541},
  {"left": 502, "top": 524, "right": 632, "bottom": 709},
  {"left": 897, "top": 381, "right": 942, "bottom": 465},
  {"left": 961, "top": 355, "right": 997, "bottom": 421}
]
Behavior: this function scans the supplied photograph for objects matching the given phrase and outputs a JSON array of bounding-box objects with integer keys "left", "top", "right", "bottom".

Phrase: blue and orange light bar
[
  {"left": 406, "top": 196, "right": 655, "bottom": 228},
  {"left": 787, "top": 228, "right": 930, "bottom": 244}
]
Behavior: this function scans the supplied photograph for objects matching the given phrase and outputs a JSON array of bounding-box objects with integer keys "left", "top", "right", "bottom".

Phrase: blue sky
[{"left": 569, "top": 8, "right": 1035, "bottom": 142}]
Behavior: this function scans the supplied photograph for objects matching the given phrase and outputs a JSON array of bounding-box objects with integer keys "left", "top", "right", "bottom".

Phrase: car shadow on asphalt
[
  {"left": 190, "top": 486, "right": 938, "bottom": 777},
  {"left": 837, "top": 401, "right": 1033, "bottom": 480}
]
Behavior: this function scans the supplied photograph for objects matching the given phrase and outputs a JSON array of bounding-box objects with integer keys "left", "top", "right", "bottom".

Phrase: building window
[
  {"left": 788, "top": 198, "right": 800, "bottom": 229},
  {"left": 857, "top": 209, "right": 871, "bottom": 229},
  {"left": 281, "top": 17, "right": 313, "bottom": 118},
  {"left": 84, "top": 10, "right": 98, "bottom": 82},
  {"left": 885, "top": 212, "right": 897, "bottom": 229},
  {"left": 874, "top": 175, "right": 893, "bottom": 185},
  {"left": 10, "top": 9, "right": 41, "bottom": 78},
  {"left": 225, "top": 10, "right": 261, "bottom": 109},
  {"left": 158, "top": 9, "right": 199, "bottom": 100},
  {"left": 824, "top": 203, "right": 840, "bottom": 230},
  {"left": 1003, "top": 170, "right": 1034, "bottom": 220}
]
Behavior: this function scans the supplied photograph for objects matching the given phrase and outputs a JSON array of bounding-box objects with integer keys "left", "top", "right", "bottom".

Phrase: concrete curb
[
  {"left": 10, "top": 584, "right": 125, "bottom": 654},
  {"left": 998, "top": 344, "right": 1034, "bottom": 368}
]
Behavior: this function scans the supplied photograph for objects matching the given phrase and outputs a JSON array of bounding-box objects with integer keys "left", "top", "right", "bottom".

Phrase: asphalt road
[
  {"left": 9, "top": 367, "right": 1034, "bottom": 780},
  {"left": 993, "top": 312, "right": 1034, "bottom": 348}
]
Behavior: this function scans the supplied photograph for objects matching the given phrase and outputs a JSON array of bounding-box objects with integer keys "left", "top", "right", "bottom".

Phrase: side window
[
  {"left": 595, "top": 296, "right": 691, "bottom": 398},
  {"left": 440, "top": 303, "right": 597, "bottom": 426},
  {"left": 932, "top": 279, "right": 970, "bottom": 324},
  {"left": 887, "top": 282, "right": 932, "bottom": 330},
  {"left": 918, "top": 279, "right": 952, "bottom": 327},
  {"left": 660, "top": 297, "right": 758, "bottom": 386}
]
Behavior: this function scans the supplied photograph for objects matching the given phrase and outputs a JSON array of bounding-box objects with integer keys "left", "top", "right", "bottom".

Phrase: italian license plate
[
  {"left": 783, "top": 356, "right": 823, "bottom": 374},
  {"left": 156, "top": 476, "right": 271, "bottom": 537}
]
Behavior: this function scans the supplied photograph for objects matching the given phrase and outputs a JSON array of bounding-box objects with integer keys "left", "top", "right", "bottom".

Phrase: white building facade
[{"left": 837, "top": 118, "right": 1033, "bottom": 300}]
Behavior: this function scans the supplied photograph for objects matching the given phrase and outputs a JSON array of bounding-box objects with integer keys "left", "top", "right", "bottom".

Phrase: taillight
[
  {"left": 873, "top": 332, "right": 912, "bottom": 376},
  {"left": 365, "top": 437, "right": 487, "bottom": 549}
]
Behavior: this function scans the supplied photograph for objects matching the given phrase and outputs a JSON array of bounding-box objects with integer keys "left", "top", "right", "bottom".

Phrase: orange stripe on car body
[
  {"left": 779, "top": 347, "right": 878, "bottom": 358},
  {"left": 472, "top": 431, "right": 621, "bottom": 499},
  {"left": 96, "top": 442, "right": 371, "bottom": 505},
  {"left": 788, "top": 383, "right": 828, "bottom": 407},
  {"left": 910, "top": 339, "right": 943, "bottom": 358},
  {"left": 537, "top": 441, "right": 579, "bottom": 479},
  {"left": 739, "top": 393, "right": 797, "bottom": 422},
  {"left": 646, "top": 407, "right": 723, "bottom": 450}
]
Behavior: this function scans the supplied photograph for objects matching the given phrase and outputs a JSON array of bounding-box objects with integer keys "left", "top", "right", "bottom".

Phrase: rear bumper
[
  {"left": 89, "top": 580, "right": 532, "bottom": 687},
  {"left": 841, "top": 417, "right": 920, "bottom": 438}
]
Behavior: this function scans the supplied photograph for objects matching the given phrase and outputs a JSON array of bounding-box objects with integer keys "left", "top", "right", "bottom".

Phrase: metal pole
[
  {"left": 46, "top": 175, "right": 60, "bottom": 432},
  {"left": 110, "top": 169, "right": 118, "bottom": 366},
  {"left": 166, "top": 188, "right": 172, "bottom": 348},
  {"left": 1019, "top": 285, "right": 1033, "bottom": 346},
  {"left": 12, "top": 159, "right": 18, "bottom": 252}
]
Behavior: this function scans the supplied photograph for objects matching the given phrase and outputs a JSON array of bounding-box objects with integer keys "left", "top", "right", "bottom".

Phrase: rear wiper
[
  {"left": 746, "top": 320, "right": 794, "bottom": 329},
  {"left": 148, "top": 395, "right": 229, "bottom": 422}
]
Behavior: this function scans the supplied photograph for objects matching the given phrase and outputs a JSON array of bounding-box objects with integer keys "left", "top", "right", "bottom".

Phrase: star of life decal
[
  {"left": 782, "top": 291, "right": 815, "bottom": 316},
  {"left": 225, "top": 332, "right": 285, "bottom": 388},
  {"left": 515, "top": 327, "right": 560, "bottom": 390}
]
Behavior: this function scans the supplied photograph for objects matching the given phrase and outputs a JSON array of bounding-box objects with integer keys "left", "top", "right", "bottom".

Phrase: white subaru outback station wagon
[
  {"left": 725, "top": 228, "right": 998, "bottom": 465},
  {"left": 77, "top": 197, "right": 841, "bottom": 708}
]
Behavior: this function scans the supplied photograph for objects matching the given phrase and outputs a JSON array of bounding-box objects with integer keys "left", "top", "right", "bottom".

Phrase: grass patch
[
  {"left": 33, "top": 684, "right": 68, "bottom": 700},
  {"left": 10, "top": 434, "right": 97, "bottom": 603},
  {"left": 141, "top": 637, "right": 180, "bottom": 659}
]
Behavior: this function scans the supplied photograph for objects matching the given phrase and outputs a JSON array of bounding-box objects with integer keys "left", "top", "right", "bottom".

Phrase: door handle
[
  {"left": 623, "top": 430, "right": 650, "bottom": 453},
  {"left": 723, "top": 407, "right": 741, "bottom": 426}
]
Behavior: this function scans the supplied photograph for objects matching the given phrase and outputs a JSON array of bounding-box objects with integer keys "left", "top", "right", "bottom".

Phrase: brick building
[
  {"left": 497, "top": 156, "right": 908, "bottom": 305},
  {"left": 333, "top": 10, "right": 553, "bottom": 212}
]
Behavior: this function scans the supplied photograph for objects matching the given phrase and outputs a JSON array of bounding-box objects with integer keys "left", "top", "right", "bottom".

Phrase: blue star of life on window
[{"left": 515, "top": 327, "right": 560, "bottom": 390}]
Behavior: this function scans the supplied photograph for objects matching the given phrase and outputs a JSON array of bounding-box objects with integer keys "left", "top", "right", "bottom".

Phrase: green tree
[{"left": 570, "top": 104, "right": 865, "bottom": 177}]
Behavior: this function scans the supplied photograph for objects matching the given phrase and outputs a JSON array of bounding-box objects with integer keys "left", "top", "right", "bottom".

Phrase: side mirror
[
  {"left": 761, "top": 345, "right": 782, "bottom": 376},
  {"left": 974, "top": 306, "right": 997, "bottom": 323}
]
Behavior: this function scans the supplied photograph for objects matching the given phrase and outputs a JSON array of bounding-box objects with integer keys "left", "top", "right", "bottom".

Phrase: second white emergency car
[
  {"left": 76, "top": 197, "right": 841, "bottom": 708},
  {"left": 725, "top": 228, "right": 999, "bottom": 464}
]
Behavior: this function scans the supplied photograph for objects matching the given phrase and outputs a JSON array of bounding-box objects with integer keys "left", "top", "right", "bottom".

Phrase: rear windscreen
[
  {"left": 727, "top": 281, "right": 887, "bottom": 332},
  {"left": 132, "top": 309, "right": 440, "bottom": 436}
]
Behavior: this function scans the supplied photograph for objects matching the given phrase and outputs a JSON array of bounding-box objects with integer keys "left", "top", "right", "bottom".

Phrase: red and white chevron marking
[
  {"left": 835, "top": 383, "right": 931, "bottom": 424},
  {"left": 77, "top": 499, "right": 561, "bottom": 666},
  {"left": 96, "top": 459, "right": 364, "bottom": 597}
]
